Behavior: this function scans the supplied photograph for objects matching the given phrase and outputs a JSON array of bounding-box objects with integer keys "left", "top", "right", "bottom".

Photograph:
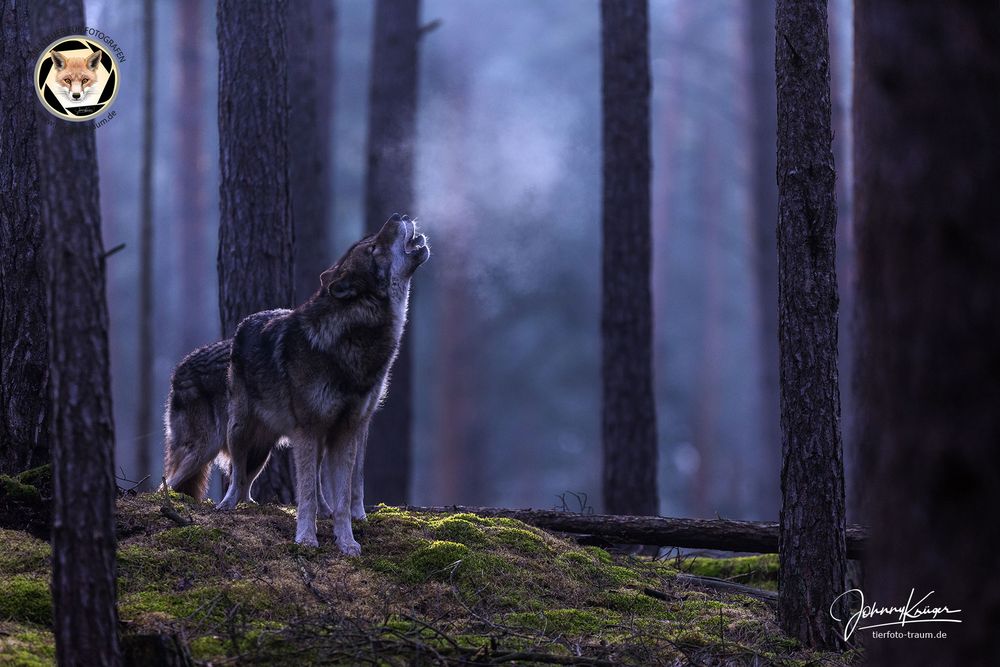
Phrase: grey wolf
[
  {"left": 50, "top": 49, "right": 101, "bottom": 102},
  {"left": 164, "top": 214, "right": 428, "bottom": 556}
]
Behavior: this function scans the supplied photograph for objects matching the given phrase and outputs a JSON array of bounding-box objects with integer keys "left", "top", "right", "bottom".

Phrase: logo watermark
[
  {"left": 34, "top": 33, "right": 121, "bottom": 123},
  {"left": 830, "top": 588, "right": 962, "bottom": 641}
]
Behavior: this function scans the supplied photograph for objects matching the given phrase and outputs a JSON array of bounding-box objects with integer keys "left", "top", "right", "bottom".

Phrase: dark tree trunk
[
  {"left": 747, "top": 0, "right": 780, "bottom": 519},
  {"left": 289, "top": 0, "right": 336, "bottom": 304},
  {"left": 599, "top": 0, "right": 658, "bottom": 516},
  {"left": 176, "top": 0, "right": 209, "bottom": 354},
  {"left": 856, "top": 3, "right": 1000, "bottom": 662},
  {"left": 363, "top": 0, "right": 421, "bottom": 505},
  {"left": 32, "top": 4, "right": 122, "bottom": 665},
  {"left": 0, "top": 0, "right": 48, "bottom": 476},
  {"left": 217, "top": 0, "right": 295, "bottom": 503},
  {"left": 135, "top": 0, "right": 155, "bottom": 490},
  {"left": 775, "top": 0, "right": 846, "bottom": 649}
]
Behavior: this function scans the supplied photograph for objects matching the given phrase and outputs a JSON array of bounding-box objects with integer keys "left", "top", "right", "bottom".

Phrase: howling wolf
[{"left": 163, "top": 214, "right": 429, "bottom": 556}]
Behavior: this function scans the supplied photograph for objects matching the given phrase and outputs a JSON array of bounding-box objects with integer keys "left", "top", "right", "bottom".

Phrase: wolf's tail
[{"left": 163, "top": 339, "right": 232, "bottom": 500}]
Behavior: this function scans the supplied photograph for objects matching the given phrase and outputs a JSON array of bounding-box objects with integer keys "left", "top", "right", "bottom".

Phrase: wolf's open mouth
[{"left": 405, "top": 224, "right": 427, "bottom": 254}]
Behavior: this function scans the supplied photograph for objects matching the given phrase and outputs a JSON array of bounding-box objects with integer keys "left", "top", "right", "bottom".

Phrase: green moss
[
  {"left": 682, "top": 554, "right": 779, "bottom": 590},
  {"left": 428, "top": 516, "right": 487, "bottom": 546},
  {"left": 398, "top": 540, "right": 470, "bottom": 582},
  {"left": 492, "top": 526, "right": 548, "bottom": 554},
  {"left": 0, "top": 577, "right": 52, "bottom": 626},
  {"left": 0, "top": 625, "right": 56, "bottom": 666},
  {"left": 594, "top": 589, "right": 668, "bottom": 616},
  {"left": 583, "top": 546, "right": 613, "bottom": 564},
  {"left": 504, "top": 608, "right": 620, "bottom": 636},
  {"left": 0, "top": 530, "right": 50, "bottom": 575},
  {"left": 0, "top": 476, "right": 41, "bottom": 504},
  {"left": 188, "top": 635, "right": 230, "bottom": 660},
  {"left": 154, "top": 525, "right": 227, "bottom": 552}
]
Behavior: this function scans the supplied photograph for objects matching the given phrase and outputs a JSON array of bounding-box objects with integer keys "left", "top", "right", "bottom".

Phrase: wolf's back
[{"left": 164, "top": 339, "right": 232, "bottom": 499}]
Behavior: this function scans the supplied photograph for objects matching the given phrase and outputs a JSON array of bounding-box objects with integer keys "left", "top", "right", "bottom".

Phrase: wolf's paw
[
  {"left": 336, "top": 537, "right": 362, "bottom": 557},
  {"left": 216, "top": 497, "right": 238, "bottom": 511},
  {"left": 295, "top": 531, "right": 320, "bottom": 548},
  {"left": 351, "top": 506, "right": 367, "bottom": 522}
]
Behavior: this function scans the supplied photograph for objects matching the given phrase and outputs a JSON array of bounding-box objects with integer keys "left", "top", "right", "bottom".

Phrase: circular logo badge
[{"left": 34, "top": 36, "right": 119, "bottom": 122}]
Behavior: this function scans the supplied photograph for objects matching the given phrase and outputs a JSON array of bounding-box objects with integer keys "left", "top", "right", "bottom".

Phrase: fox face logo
[{"left": 50, "top": 49, "right": 101, "bottom": 102}]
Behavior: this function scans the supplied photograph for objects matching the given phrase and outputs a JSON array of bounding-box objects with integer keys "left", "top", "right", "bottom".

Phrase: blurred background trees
[{"left": 89, "top": 0, "right": 857, "bottom": 521}]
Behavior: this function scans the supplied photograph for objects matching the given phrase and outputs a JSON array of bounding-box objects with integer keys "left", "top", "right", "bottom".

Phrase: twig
[
  {"left": 102, "top": 242, "right": 126, "bottom": 259},
  {"left": 160, "top": 477, "right": 193, "bottom": 526}
]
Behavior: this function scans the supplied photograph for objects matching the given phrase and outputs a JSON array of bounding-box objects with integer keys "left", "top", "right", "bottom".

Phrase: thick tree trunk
[
  {"left": 135, "top": 0, "right": 155, "bottom": 490},
  {"left": 856, "top": 3, "right": 1000, "bottom": 662},
  {"left": 32, "top": 3, "right": 122, "bottom": 665},
  {"left": 600, "top": 0, "right": 658, "bottom": 516},
  {"left": 398, "top": 505, "right": 868, "bottom": 558},
  {"left": 176, "top": 0, "right": 209, "bottom": 354},
  {"left": 289, "top": 0, "right": 335, "bottom": 304},
  {"left": 217, "top": 0, "right": 295, "bottom": 503},
  {"left": 747, "top": 0, "right": 780, "bottom": 519},
  {"left": 775, "top": 0, "right": 846, "bottom": 649},
  {"left": 363, "top": 0, "right": 421, "bottom": 505},
  {"left": 0, "top": 0, "right": 48, "bottom": 476}
]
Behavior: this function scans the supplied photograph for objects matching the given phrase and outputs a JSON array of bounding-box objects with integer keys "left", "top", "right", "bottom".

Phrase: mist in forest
[{"left": 87, "top": 0, "right": 854, "bottom": 521}]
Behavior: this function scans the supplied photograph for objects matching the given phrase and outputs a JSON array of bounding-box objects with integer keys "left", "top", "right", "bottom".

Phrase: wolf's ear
[
  {"left": 86, "top": 49, "right": 102, "bottom": 71},
  {"left": 321, "top": 268, "right": 356, "bottom": 299},
  {"left": 50, "top": 51, "right": 66, "bottom": 70}
]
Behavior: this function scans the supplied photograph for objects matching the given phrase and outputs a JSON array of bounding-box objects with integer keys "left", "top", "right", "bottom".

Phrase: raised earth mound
[{"left": 0, "top": 471, "right": 858, "bottom": 665}]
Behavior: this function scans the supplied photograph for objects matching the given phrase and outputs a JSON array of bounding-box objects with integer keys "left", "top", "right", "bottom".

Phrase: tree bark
[
  {"left": 363, "top": 0, "right": 421, "bottom": 505},
  {"left": 31, "top": 3, "right": 123, "bottom": 665},
  {"left": 599, "top": 0, "right": 658, "bottom": 516},
  {"left": 217, "top": 0, "right": 295, "bottom": 503},
  {"left": 0, "top": 0, "right": 48, "bottom": 476},
  {"left": 289, "top": 0, "right": 335, "bottom": 304},
  {"left": 856, "top": 3, "right": 1000, "bottom": 662},
  {"left": 746, "top": 0, "right": 780, "bottom": 520},
  {"left": 775, "top": 0, "right": 846, "bottom": 650},
  {"left": 398, "top": 505, "right": 868, "bottom": 558},
  {"left": 135, "top": 0, "right": 155, "bottom": 491}
]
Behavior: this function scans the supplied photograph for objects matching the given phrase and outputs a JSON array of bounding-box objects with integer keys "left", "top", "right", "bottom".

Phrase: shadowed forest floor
[{"left": 0, "top": 470, "right": 858, "bottom": 665}]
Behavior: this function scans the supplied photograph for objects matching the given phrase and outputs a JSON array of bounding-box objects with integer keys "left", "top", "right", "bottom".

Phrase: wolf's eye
[{"left": 81, "top": 77, "right": 88, "bottom": 84}]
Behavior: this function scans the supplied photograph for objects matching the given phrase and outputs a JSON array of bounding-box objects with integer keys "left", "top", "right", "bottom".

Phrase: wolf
[
  {"left": 50, "top": 49, "right": 101, "bottom": 102},
  {"left": 164, "top": 214, "right": 428, "bottom": 555}
]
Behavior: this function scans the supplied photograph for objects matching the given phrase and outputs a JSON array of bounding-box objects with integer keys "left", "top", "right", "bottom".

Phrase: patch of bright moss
[
  {"left": 0, "top": 576, "right": 51, "bottom": 626},
  {"left": 428, "top": 516, "right": 487, "bottom": 546},
  {"left": 683, "top": 554, "right": 779, "bottom": 591},
  {"left": 594, "top": 589, "right": 668, "bottom": 616},
  {"left": 154, "top": 525, "right": 227, "bottom": 552},
  {"left": 398, "top": 540, "right": 470, "bottom": 582},
  {"left": 492, "top": 526, "right": 548, "bottom": 554},
  {"left": 0, "top": 624, "right": 56, "bottom": 667}
]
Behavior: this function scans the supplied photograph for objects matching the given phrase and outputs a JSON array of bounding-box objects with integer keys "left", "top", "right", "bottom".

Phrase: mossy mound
[
  {"left": 0, "top": 465, "right": 52, "bottom": 538},
  {"left": 0, "top": 494, "right": 857, "bottom": 665}
]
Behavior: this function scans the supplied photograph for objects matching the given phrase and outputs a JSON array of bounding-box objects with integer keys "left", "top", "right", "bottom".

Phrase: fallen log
[{"left": 396, "top": 505, "right": 868, "bottom": 559}]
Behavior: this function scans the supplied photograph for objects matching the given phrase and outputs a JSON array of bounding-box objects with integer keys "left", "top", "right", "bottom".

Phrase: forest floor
[{"left": 0, "top": 468, "right": 860, "bottom": 666}]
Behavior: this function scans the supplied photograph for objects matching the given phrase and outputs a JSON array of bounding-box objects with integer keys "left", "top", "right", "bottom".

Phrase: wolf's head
[
  {"left": 50, "top": 49, "right": 101, "bottom": 101},
  {"left": 319, "top": 213, "right": 429, "bottom": 303}
]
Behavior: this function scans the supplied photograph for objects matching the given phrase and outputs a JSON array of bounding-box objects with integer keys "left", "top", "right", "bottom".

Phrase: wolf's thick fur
[
  {"left": 164, "top": 214, "right": 428, "bottom": 555},
  {"left": 163, "top": 339, "right": 232, "bottom": 499}
]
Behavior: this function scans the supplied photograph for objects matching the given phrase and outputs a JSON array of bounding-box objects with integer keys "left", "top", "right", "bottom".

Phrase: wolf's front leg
[
  {"left": 292, "top": 432, "right": 321, "bottom": 547},
  {"left": 350, "top": 421, "right": 370, "bottom": 521},
  {"left": 327, "top": 431, "right": 362, "bottom": 556}
]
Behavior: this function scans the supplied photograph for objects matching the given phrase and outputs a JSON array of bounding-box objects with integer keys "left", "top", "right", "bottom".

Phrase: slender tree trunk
[
  {"left": 31, "top": 1, "right": 122, "bottom": 661},
  {"left": 747, "top": 0, "right": 780, "bottom": 520},
  {"left": 176, "top": 0, "right": 209, "bottom": 353},
  {"left": 289, "top": 0, "right": 335, "bottom": 304},
  {"left": 600, "top": 0, "right": 658, "bottom": 516},
  {"left": 135, "top": 0, "right": 155, "bottom": 489},
  {"left": 0, "top": 0, "right": 48, "bottom": 476},
  {"left": 856, "top": 3, "right": 1000, "bottom": 662},
  {"left": 217, "top": 0, "right": 295, "bottom": 503},
  {"left": 363, "top": 0, "right": 421, "bottom": 505},
  {"left": 775, "top": 0, "right": 846, "bottom": 650}
]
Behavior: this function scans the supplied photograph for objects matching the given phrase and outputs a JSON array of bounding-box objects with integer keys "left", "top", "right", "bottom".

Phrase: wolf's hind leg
[
  {"left": 219, "top": 416, "right": 275, "bottom": 510},
  {"left": 164, "top": 403, "right": 222, "bottom": 500}
]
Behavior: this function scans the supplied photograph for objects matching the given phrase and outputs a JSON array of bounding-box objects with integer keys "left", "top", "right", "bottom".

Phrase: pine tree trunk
[
  {"left": 176, "top": 0, "right": 209, "bottom": 353},
  {"left": 747, "top": 0, "right": 780, "bottom": 520},
  {"left": 32, "top": 4, "right": 122, "bottom": 665},
  {"left": 217, "top": 0, "right": 295, "bottom": 503},
  {"left": 856, "top": 3, "right": 1000, "bottom": 661},
  {"left": 363, "top": 0, "right": 421, "bottom": 505},
  {"left": 775, "top": 0, "right": 846, "bottom": 649},
  {"left": 0, "top": 0, "right": 48, "bottom": 476},
  {"left": 135, "top": 0, "right": 155, "bottom": 490},
  {"left": 289, "top": 0, "right": 335, "bottom": 304},
  {"left": 600, "top": 0, "right": 658, "bottom": 516}
]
